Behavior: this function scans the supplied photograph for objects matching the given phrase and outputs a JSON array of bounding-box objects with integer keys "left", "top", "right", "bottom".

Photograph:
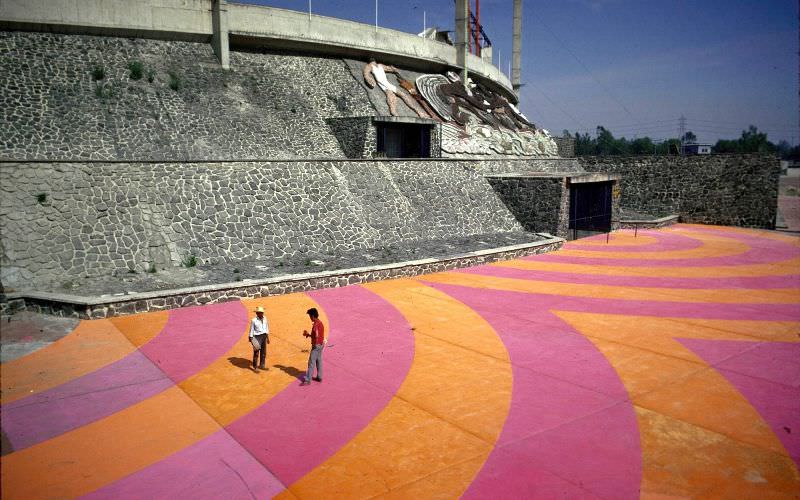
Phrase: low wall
[
  {"left": 579, "top": 154, "right": 780, "bottom": 228},
  {"left": 4, "top": 237, "right": 563, "bottom": 319},
  {"left": 0, "top": 159, "right": 524, "bottom": 290}
]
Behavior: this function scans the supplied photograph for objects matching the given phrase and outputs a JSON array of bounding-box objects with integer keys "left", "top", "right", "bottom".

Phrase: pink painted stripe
[
  {"left": 460, "top": 264, "right": 800, "bottom": 289},
  {"left": 225, "top": 285, "right": 414, "bottom": 486},
  {"left": 679, "top": 339, "right": 800, "bottom": 467},
  {"left": 425, "top": 283, "right": 800, "bottom": 323},
  {"left": 139, "top": 301, "right": 247, "bottom": 382},
  {"left": 565, "top": 229, "right": 703, "bottom": 252},
  {"left": 0, "top": 301, "right": 246, "bottom": 451},
  {"left": 81, "top": 430, "right": 285, "bottom": 500},
  {"left": 425, "top": 283, "right": 640, "bottom": 499},
  {"left": 527, "top": 229, "right": 800, "bottom": 267}
]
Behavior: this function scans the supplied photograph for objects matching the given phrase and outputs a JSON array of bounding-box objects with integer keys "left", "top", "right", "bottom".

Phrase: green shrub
[
  {"left": 91, "top": 65, "right": 105, "bottom": 81},
  {"left": 147, "top": 263, "right": 157, "bottom": 273},
  {"left": 128, "top": 60, "right": 144, "bottom": 80},
  {"left": 182, "top": 254, "right": 197, "bottom": 267},
  {"left": 168, "top": 70, "right": 181, "bottom": 91}
]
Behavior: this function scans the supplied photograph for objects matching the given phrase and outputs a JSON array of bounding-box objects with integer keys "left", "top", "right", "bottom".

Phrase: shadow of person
[
  {"left": 273, "top": 364, "right": 304, "bottom": 380},
  {"left": 227, "top": 357, "right": 253, "bottom": 370}
]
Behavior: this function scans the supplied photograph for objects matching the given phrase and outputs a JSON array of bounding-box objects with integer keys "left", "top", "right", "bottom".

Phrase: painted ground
[{"left": 1, "top": 224, "right": 799, "bottom": 499}]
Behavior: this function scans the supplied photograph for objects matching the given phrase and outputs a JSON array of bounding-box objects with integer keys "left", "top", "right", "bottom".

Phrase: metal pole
[
  {"left": 423, "top": 11, "right": 426, "bottom": 39},
  {"left": 511, "top": 0, "right": 523, "bottom": 92},
  {"left": 455, "top": 0, "right": 468, "bottom": 86},
  {"left": 308, "top": 0, "right": 311, "bottom": 20},
  {"left": 475, "top": 0, "right": 481, "bottom": 56},
  {"left": 375, "top": 0, "right": 378, "bottom": 31}
]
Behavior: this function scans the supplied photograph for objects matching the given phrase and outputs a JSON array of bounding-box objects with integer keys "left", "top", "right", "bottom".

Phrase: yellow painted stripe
[
  {"left": 553, "top": 311, "right": 800, "bottom": 497},
  {"left": 492, "top": 255, "right": 800, "bottom": 278},
  {"left": 420, "top": 271, "right": 800, "bottom": 304},
  {"left": 1, "top": 293, "right": 326, "bottom": 498},
  {"left": 181, "top": 293, "right": 324, "bottom": 426},
  {"left": 558, "top": 232, "right": 748, "bottom": 260},
  {"left": 275, "top": 280, "right": 512, "bottom": 499}
]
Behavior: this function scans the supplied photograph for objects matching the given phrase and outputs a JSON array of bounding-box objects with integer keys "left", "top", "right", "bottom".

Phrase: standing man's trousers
[
  {"left": 305, "top": 344, "right": 324, "bottom": 381},
  {"left": 252, "top": 334, "right": 267, "bottom": 368}
]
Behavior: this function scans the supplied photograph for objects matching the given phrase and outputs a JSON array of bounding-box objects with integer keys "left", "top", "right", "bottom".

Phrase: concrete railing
[
  {"left": 0, "top": 0, "right": 213, "bottom": 40},
  {"left": 0, "top": 0, "right": 515, "bottom": 99},
  {"left": 227, "top": 4, "right": 514, "bottom": 98}
]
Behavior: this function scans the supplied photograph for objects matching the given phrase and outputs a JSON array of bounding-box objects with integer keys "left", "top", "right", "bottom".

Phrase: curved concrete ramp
[{"left": 1, "top": 224, "right": 798, "bottom": 499}]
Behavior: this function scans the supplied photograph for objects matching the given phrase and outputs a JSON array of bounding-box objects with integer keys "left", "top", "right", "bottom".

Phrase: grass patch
[
  {"left": 91, "top": 65, "right": 105, "bottom": 81},
  {"left": 168, "top": 70, "right": 181, "bottom": 91},
  {"left": 182, "top": 254, "right": 197, "bottom": 268},
  {"left": 304, "top": 258, "right": 311, "bottom": 266},
  {"left": 127, "top": 60, "right": 144, "bottom": 80},
  {"left": 147, "top": 263, "right": 157, "bottom": 273}
]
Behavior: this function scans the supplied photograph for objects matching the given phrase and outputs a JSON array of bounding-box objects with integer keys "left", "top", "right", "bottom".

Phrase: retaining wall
[
  {"left": 0, "top": 159, "right": 525, "bottom": 290},
  {"left": 579, "top": 154, "right": 780, "bottom": 228},
  {"left": 0, "top": 31, "right": 374, "bottom": 161}
]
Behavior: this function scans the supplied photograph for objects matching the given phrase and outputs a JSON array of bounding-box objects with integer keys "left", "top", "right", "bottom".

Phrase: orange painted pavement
[
  {"left": 557, "top": 233, "right": 748, "bottom": 259},
  {"left": 493, "top": 254, "right": 800, "bottom": 278},
  {"left": 420, "top": 270, "right": 800, "bottom": 304},
  {"left": 0, "top": 386, "right": 221, "bottom": 499},
  {"left": 2, "top": 224, "right": 799, "bottom": 499},
  {"left": 180, "top": 293, "right": 324, "bottom": 425},
  {"left": 278, "top": 280, "right": 512, "bottom": 499}
]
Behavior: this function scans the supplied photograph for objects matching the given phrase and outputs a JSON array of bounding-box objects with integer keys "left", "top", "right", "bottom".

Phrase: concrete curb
[
  {"left": 4, "top": 236, "right": 564, "bottom": 319},
  {"left": 618, "top": 214, "right": 680, "bottom": 229}
]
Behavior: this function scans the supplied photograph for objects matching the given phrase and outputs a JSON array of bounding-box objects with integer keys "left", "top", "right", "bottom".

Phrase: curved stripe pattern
[{"left": 1, "top": 224, "right": 798, "bottom": 499}]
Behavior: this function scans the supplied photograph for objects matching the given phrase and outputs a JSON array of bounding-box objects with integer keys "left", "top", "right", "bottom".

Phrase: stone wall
[
  {"left": 486, "top": 176, "right": 567, "bottom": 236},
  {"left": 0, "top": 31, "right": 375, "bottom": 160},
  {"left": 0, "top": 159, "right": 525, "bottom": 290},
  {"left": 553, "top": 135, "right": 575, "bottom": 157},
  {"left": 578, "top": 154, "right": 780, "bottom": 228}
]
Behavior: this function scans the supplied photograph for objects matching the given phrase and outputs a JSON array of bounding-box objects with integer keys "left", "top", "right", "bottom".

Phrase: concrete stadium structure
[{"left": 0, "top": 0, "right": 781, "bottom": 318}]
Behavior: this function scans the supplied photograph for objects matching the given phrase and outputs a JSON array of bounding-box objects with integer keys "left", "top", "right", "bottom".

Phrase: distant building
[{"left": 684, "top": 143, "right": 712, "bottom": 155}]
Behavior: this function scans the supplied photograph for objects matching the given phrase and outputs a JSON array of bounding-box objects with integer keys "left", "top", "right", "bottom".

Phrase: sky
[{"left": 236, "top": 0, "right": 797, "bottom": 145}]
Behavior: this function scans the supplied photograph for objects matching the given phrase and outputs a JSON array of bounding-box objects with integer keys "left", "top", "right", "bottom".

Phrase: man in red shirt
[{"left": 301, "top": 307, "right": 325, "bottom": 386}]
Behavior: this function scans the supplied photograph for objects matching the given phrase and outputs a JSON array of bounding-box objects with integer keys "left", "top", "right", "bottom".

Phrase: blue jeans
[{"left": 305, "top": 344, "right": 324, "bottom": 382}]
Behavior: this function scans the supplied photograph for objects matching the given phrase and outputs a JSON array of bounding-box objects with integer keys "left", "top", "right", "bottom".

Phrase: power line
[
  {"left": 529, "top": 11, "right": 644, "bottom": 129},
  {"left": 526, "top": 81, "right": 590, "bottom": 132}
]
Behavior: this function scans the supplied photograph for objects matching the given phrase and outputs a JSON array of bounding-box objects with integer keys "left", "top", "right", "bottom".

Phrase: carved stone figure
[{"left": 362, "top": 59, "right": 429, "bottom": 119}]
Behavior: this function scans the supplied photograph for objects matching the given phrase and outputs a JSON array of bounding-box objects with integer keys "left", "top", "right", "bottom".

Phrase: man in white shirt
[{"left": 248, "top": 306, "right": 270, "bottom": 372}]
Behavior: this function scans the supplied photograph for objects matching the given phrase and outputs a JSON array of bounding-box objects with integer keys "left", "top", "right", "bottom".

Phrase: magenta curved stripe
[
  {"left": 0, "top": 300, "right": 246, "bottom": 451},
  {"left": 81, "top": 430, "right": 285, "bottom": 499},
  {"left": 423, "top": 282, "right": 641, "bottom": 499},
  {"left": 678, "top": 339, "right": 800, "bottom": 467},
  {"left": 527, "top": 230, "right": 800, "bottom": 268},
  {"left": 224, "top": 285, "right": 414, "bottom": 485},
  {"left": 565, "top": 230, "right": 703, "bottom": 252},
  {"left": 460, "top": 264, "right": 800, "bottom": 289}
]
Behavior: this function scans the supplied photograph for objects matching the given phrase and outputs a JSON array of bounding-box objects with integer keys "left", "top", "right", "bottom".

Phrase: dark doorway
[
  {"left": 569, "top": 182, "right": 613, "bottom": 239},
  {"left": 376, "top": 123, "right": 431, "bottom": 158}
]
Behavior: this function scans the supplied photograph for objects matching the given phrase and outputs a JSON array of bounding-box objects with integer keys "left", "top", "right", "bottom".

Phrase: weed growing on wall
[
  {"left": 168, "top": 70, "right": 181, "bottom": 91},
  {"left": 146, "top": 68, "right": 156, "bottom": 83},
  {"left": 91, "top": 65, "right": 105, "bottom": 81},
  {"left": 147, "top": 263, "right": 157, "bottom": 273},
  {"left": 128, "top": 60, "right": 144, "bottom": 80},
  {"left": 182, "top": 254, "right": 197, "bottom": 267}
]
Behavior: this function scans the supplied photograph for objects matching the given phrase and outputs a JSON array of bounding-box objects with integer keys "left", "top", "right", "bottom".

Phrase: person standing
[
  {"left": 301, "top": 307, "right": 325, "bottom": 385},
  {"left": 249, "top": 306, "right": 270, "bottom": 372}
]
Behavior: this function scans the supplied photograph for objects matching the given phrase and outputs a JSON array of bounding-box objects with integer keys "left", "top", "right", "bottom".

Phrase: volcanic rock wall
[
  {"left": 1, "top": 31, "right": 374, "bottom": 160},
  {"left": 579, "top": 154, "right": 780, "bottom": 228},
  {"left": 0, "top": 160, "right": 524, "bottom": 289}
]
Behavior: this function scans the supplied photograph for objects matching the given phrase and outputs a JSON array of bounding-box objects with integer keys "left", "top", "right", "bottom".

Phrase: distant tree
[
  {"left": 713, "top": 125, "right": 776, "bottom": 154},
  {"left": 630, "top": 137, "right": 655, "bottom": 155},
  {"left": 681, "top": 131, "right": 697, "bottom": 143}
]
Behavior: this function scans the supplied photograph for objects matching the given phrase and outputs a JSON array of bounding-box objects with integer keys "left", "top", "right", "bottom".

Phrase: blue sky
[{"left": 236, "top": 1, "right": 797, "bottom": 145}]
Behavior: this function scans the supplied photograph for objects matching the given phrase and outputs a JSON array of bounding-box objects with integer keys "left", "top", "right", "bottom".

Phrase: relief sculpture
[{"left": 364, "top": 60, "right": 559, "bottom": 157}]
